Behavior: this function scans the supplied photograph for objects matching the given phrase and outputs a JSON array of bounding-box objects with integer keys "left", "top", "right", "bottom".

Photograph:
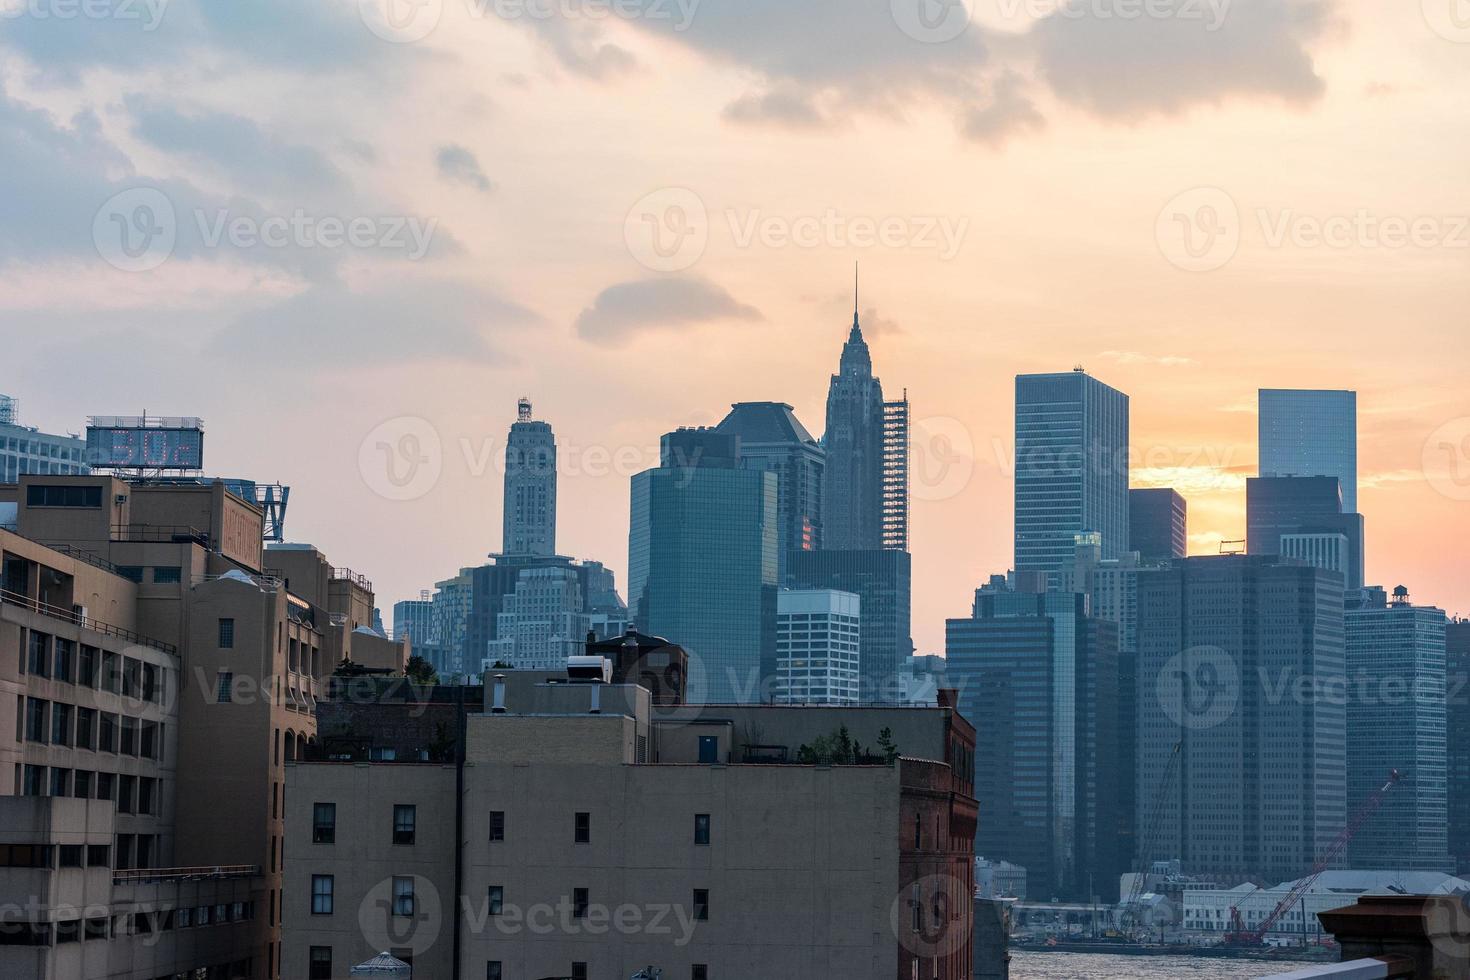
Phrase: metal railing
[
  {"left": 0, "top": 586, "right": 177, "bottom": 654},
  {"left": 331, "top": 567, "right": 373, "bottom": 592},
  {"left": 111, "top": 524, "right": 210, "bottom": 546},
  {"left": 112, "top": 865, "right": 259, "bottom": 885}
]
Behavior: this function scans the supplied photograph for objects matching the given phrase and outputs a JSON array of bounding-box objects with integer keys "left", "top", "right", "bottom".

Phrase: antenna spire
[{"left": 853, "top": 261, "right": 860, "bottom": 330}]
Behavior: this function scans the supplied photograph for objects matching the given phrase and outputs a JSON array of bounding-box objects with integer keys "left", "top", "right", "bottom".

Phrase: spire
[
  {"left": 851, "top": 261, "right": 861, "bottom": 336},
  {"left": 838, "top": 266, "right": 872, "bottom": 378}
]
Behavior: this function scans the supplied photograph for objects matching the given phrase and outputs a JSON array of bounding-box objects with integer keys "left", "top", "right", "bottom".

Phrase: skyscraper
[
  {"left": 790, "top": 548, "right": 912, "bottom": 700},
  {"left": 1259, "top": 388, "right": 1358, "bottom": 512},
  {"left": 716, "top": 401, "right": 825, "bottom": 582},
  {"left": 1129, "top": 487, "right": 1187, "bottom": 562},
  {"left": 1345, "top": 585, "right": 1451, "bottom": 871},
  {"left": 628, "top": 428, "right": 779, "bottom": 703},
  {"left": 1136, "top": 555, "right": 1347, "bottom": 886},
  {"left": 503, "top": 397, "right": 556, "bottom": 556},
  {"left": 1246, "top": 475, "right": 1365, "bottom": 590},
  {"left": 1448, "top": 619, "right": 1470, "bottom": 876},
  {"left": 775, "top": 588, "right": 861, "bottom": 705},
  {"left": 1014, "top": 370, "right": 1130, "bottom": 579}
]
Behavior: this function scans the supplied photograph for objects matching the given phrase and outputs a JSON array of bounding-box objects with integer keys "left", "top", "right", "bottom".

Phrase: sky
[{"left": 2, "top": 0, "right": 1467, "bottom": 653}]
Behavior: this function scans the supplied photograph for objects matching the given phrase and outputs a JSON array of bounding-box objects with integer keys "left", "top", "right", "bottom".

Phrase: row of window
[
  {"left": 20, "top": 630, "right": 164, "bottom": 703},
  {"left": 20, "top": 698, "right": 162, "bottom": 759},
  {"left": 311, "top": 805, "right": 714, "bottom": 848},
  {"left": 0, "top": 903, "right": 255, "bottom": 949},
  {"left": 305, "top": 950, "right": 708, "bottom": 980},
  {"left": 18, "top": 764, "right": 158, "bottom": 814},
  {"left": 0, "top": 842, "right": 109, "bottom": 869}
]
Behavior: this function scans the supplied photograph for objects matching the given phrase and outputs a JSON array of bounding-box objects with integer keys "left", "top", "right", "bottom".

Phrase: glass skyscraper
[
  {"left": 628, "top": 428, "right": 778, "bottom": 704},
  {"left": 1014, "top": 370, "right": 1130, "bottom": 579},
  {"left": 1128, "top": 487, "right": 1187, "bottom": 562},
  {"left": 789, "top": 548, "right": 912, "bottom": 700},
  {"left": 1259, "top": 388, "right": 1358, "bottom": 513},
  {"left": 502, "top": 397, "right": 557, "bottom": 556}
]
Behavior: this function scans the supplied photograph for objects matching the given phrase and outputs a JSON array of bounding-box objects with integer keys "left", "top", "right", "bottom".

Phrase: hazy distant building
[
  {"left": 946, "top": 576, "right": 1122, "bottom": 902},
  {"left": 790, "top": 548, "right": 912, "bottom": 701},
  {"left": 1259, "top": 388, "right": 1358, "bottom": 512},
  {"left": 1129, "top": 488, "right": 1186, "bottom": 562},
  {"left": 1246, "top": 475, "right": 1364, "bottom": 590},
  {"left": 716, "top": 401, "right": 825, "bottom": 582},
  {"left": 487, "top": 566, "right": 592, "bottom": 671},
  {"left": 899, "top": 654, "right": 951, "bottom": 707},
  {"left": 629, "top": 428, "right": 778, "bottom": 703},
  {"left": 392, "top": 592, "right": 447, "bottom": 672},
  {"left": 503, "top": 397, "right": 556, "bottom": 556},
  {"left": 0, "top": 394, "right": 88, "bottom": 484},
  {"left": 1449, "top": 620, "right": 1470, "bottom": 876},
  {"left": 1136, "top": 556, "right": 1347, "bottom": 886},
  {"left": 1014, "top": 370, "right": 1130, "bottom": 581},
  {"left": 775, "top": 589, "right": 861, "bottom": 705},
  {"left": 1345, "top": 586, "right": 1452, "bottom": 872}
]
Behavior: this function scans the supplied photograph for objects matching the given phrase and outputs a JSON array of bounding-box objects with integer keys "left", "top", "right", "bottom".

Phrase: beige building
[
  {"left": 283, "top": 674, "right": 978, "bottom": 980},
  {"left": 1, "top": 474, "right": 403, "bottom": 979}
]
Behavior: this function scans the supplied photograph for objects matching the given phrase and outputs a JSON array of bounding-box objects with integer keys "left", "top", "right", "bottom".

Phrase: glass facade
[
  {"left": 789, "top": 548, "right": 911, "bottom": 700},
  {"left": 1258, "top": 388, "right": 1358, "bottom": 513},
  {"left": 775, "top": 589, "right": 861, "bottom": 705},
  {"left": 1, "top": 423, "right": 89, "bottom": 484},
  {"left": 1128, "top": 487, "right": 1187, "bottom": 562}
]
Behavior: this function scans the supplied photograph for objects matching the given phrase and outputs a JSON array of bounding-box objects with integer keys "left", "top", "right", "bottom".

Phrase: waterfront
[{"left": 1011, "top": 951, "right": 1320, "bottom": 979}]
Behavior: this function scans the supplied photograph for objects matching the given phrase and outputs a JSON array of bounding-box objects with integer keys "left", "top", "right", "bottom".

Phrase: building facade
[
  {"left": 790, "top": 548, "right": 913, "bottom": 702},
  {"left": 1246, "top": 475, "right": 1365, "bottom": 590},
  {"left": 1013, "top": 370, "right": 1130, "bottom": 580},
  {"left": 823, "top": 313, "right": 890, "bottom": 552},
  {"left": 486, "top": 566, "right": 592, "bottom": 671},
  {"left": 1344, "top": 586, "right": 1452, "bottom": 871},
  {"left": 0, "top": 395, "right": 88, "bottom": 485},
  {"left": 1258, "top": 388, "right": 1358, "bottom": 513},
  {"left": 502, "top": 398, "right": 556, "bottom": 557},
  {"left": 775, "top": 588, "right": 861, "bottom": 705},
  {"left": 628, "top": 429, "right": 778, "bottom": 704},
  {"left": 1128, "top": 488, "right": 1186, "bottom": 562},
  {"left": 1449, "top": 620, "right": 1470, "bottom": 876}
]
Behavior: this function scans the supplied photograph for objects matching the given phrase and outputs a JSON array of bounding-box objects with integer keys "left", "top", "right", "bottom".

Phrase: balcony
[
  {"left": 331, "top": 567, "right": 373, "bottom": 592},
  {"left": 112, "top": 865, "right": 260, "bottom": 886},
  {"left": 111, "top": 524, "right": 210, "bottom": 546},
  {"left": 0, "top": 586, "right": 178, "bottom": 655}
]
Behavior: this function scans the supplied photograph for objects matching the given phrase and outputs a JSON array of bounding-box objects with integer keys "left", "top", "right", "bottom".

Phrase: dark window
[
  {"left": 118, "top": 775, "right": 136, "bottom": 813},
  {"left": 27, "top": 632, "right": 48, "bottom": 677},
  {"left": 49, "top": 768, "right": 69, "bottom": 796},
  {"left": 138, "top": 777, "right": 156, "bottom": 815},
  {"left": 53, "top": 640, "right": 73, "bottom": 683},
  {"left": 117, "top": 566, "right": 144, "bottom": 584},
  {"left": 572, "top": 964, "right": 587, "bottom": 980},
  {"left": 140, "top": 721, "right": 157, "bottom": 760},
  {"left": 0, "top": 844, "right": 53, "bottom": 868},
  {"left": 102, "top": 653, "right": 120, "bottom": 693},
  {"left": 488, "top": 810, "right": 505, "bottom": 841},
  {"left": 393, "top": 805, "right": 416, "bottom": 845},
  {"left": 24, "top": 698, "right": 46, "bottom": 742},
  {"left": 142, "top": 664, "right": 159, "bottom": 702},
  {"left": 311, "top": 876, "right": 334, "bottom": 915},
  {"left": 59, "top": 845, "right": 84, "bottom": 868},
  {"left": 574, "top": 811, "right": 590, "bottom": 844},
  {"left": 313, "top": 803, "right": 336, "bottom": 844},
  {"left": 96, "top": 772, "right": 115, "bottom": 801},
  {"left": 216, "top": 671, "right": 233, "bottom": 703},
  {"left": 84, "top": 917, "right": 108, "bottom": 941},
  {"left": 392, "top": 877, "right": 414, "bottom": 916},
  {"left": 309, "top": 947, "right": 332, "bottom": 980},
  {"left": 698, "top": 735, "right": 719, "bottom": 764},
  {"left": 487, "top": 963, "right": 503, "bottom": 980},
  {"left": 695, "top": 813, "right": 711, "bottom": 846},
  {"left": 693, "top": 967, "right": 708, "bottom": 980},
  {"left": 119, "top": 716, "right": 137, "bottom": 755},
  {"left": 693, "top": 889, "right": 709, "bottom": 921},
  {"left": 76, "top": 708, "right": 95, "bottom": 749},
  {"left": 78, "top": 646, "right": 99, "bottom": 687},
  {"left": 54, "top": 919, "right": 81, "bottom": 945},
  {"left": 26, "top": 484, "right": 102, "bottom": 508},
  {"left": 915, "top": 813, "right": 922, "bottom": 850},
  {"left": 99, "top": 713, "right": 117, "bottom": 752},
  {"left": 86, "top": 845, "right": 110, "bottom": 867},
  {"left": 22, "top": 764, "right": 44, "bottom": 796},
  {"left": 488, "top": 886, "right": 503, "bottom": 915},
  {"left": 74, "top": 771, "right": 92, "bottom": 799},
  {"left": 152, "top": 566, "right": 181, "bottom": 584},
  {"left": 572, "top": 888, "right": 589, "bottom": 919},
  {"left": 219, "top": 618, "right": 235, "bottom": 649}
]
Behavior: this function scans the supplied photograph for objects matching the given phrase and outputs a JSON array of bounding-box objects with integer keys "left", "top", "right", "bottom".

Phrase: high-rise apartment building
[
  {"left": 790, "top": 548, "right": 913, "bottom": 701},
  {"left": 0, "top": 395, "right": 88, "bottom": 484},
  {"left": 775, "top": 588, "right": 861, "bottom": 705},
  {"left": 1014, "top": 370, "right": 1130, "bottom": 579},
  {"left": 1128, "top": 487, "right": 1186, "bottom": 562},
  {"left": 1345, "top": 586, "right": 1452, "bottom": 872},
  {"left": 502, "top": 397, "right": 556, "bottom": 556},
  {"left": 1259, "top": 388, "right": 1358, "bottom": 513},
  {"left": 1246, "top": 475, "right": 1365, "bottom": 590},
  {"left": 1449, "top": 619, "right": 1470, "bottom": 876},
  {"left": 628, "top": 429, "right": 778, "bottom": 703},
  {"left": 1136, "top": 555, "right": 1347, "bottom": 886},
  {"left": 945, "top": 576, "right": 1122, "bottom": 902},
  {"left": 486, "top": 565, "right": 610, "bottom": 671},
  {"left": 716, "top": 401, "right": 825, "bottom": 581}
]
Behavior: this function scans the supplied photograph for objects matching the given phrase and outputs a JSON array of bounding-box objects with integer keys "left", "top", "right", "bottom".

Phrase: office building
[
  {"left": 1014, "top": 370, "right": 1130, "bottom": 580},
  {"left": 899, "top": 654, "right": 951, "bottom": 707},
  {"left": 628, "top": 428, "right": 778, "bottom": 704},
  {"left": 502, "top": 398, "right": 556, "bottom": 556},
  {"left": 775, "top": 588, "right": 861, "bottom": 705},
  {"left": 946, "top": 576, "right": 1122, "bottom": 901},
  {"left": 1128, "top": 488, "right": 1186, "bottom": 562},
  {"left": 0, "top": 395, "right": 88, "bottom": 484},
  {"left": 1258, "top": 388, "right": 1358, "bottom": 512},
  {"left": 790, "top": 548, "right": 913, "bottom": 701},
  {"left": 716, "top": 401, "right": 825, "bottom": 582},
  {"left": 486, "top": 565, "right": 601, "bottom": 671},
  {"left": 1280, "top": 532, "right": 1352, "bottom": 582},
  {"left": 1135, "top": 555, "right": 1347, "bottom": 886},
  {"left": 282, "top": 671, "right": 978, "bottom": 980},
  {"left": 391, "top": 592, "right": 445, "bottom": 671},
  {"left": 1449, "top": 620, "right": 1470, "bottom": 876},
  {"left": 1345, "top": 586, "right": 1452, "bottom": 872},
  {"left": 1, "top": 472, "right": 402, "bottom": 979},
  {"left": 1246, "top": 475, "right": 1365, "bottom": 590}
]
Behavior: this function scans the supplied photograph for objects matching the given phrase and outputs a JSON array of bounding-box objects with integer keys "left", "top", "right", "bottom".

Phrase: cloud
[
  {"left": 961, "top": 70, "right": 1045, "bottom": 145},
  {"left": 575, "top": 277, "right": 762, "bottom": 346},
  {"left": 722, "top": 88, "right": 829, "bottom": 130},
  {"left": 436, "top": 145, "right": 495, "bottom": 193},
  {"left": 1099, "top": 350, "right": 1194, "bottom": 366}
]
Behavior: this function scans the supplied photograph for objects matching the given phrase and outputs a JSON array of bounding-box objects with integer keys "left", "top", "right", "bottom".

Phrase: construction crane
[
  {"left": 1225, "top": 770, "right": 1401, "bottom": 946},
  {"left": 1121, "top": 741, "right": 1182, "bottom": 937}
]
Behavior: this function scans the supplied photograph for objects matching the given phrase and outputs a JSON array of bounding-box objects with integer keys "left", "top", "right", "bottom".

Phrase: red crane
[{"left": 1225, "top": 770, "right": 1401, "bottom": 946}]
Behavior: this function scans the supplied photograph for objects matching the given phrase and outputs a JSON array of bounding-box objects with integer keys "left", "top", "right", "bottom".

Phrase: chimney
[
  {"left": 590, "top": 684, "right": 601, "bottom": 715},
  {"left": 491, "top": 674, "right": 507, "bottom": 714}
]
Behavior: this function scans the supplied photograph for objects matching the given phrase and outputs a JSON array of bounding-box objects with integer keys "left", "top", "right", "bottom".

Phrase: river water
[{"left": 1010, "top": 951, "right": 1319, "bottom": 979}]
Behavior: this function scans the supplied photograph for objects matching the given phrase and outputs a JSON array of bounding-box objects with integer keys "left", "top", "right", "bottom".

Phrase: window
[
  {"left": 78, "top": 646, "right": 98, "bottom": 687},
  {"left": 122, "top": 658, "right": 140, "bottom": 699},
  {"left": 309, "top": 947, "right": 332, "bottom": 980},
  {"left": 24, "top": 698, "right": 47, "bottom": 742},
  {"left": 140, "top": 721, "right": 157, "bottom": 760},
  {"left": 693, "top": 967, "right": 708, "bottom": 980},
  {"left": 488, "top": 886, "right": 503, "bottom": 916},
  {"left": 693, "top": 889, "right": 709, "bottom": 921},
  {"left": 142, "top": 664, "right": 159, "bottom": 703},
  {"left": 120, "top": 716, "right": 137, "bottom": 755},
  {"left": 26, "top": 484, "right": 102, "bottom": 508},
  {"left": 177, "top": 907, "right": 192, "bottom": 928},
  {"left": 572, "top": 888, "right": 589, "bottom": 919},
  {"left": 0, "top": 844, "right": 53, "bottom": 868},
  {"left": 572, "top": 963, "right": 587, "bottom": 980},
  {"left": 76, "top": 708, "right": 96, "bottom": 750},
  {"left": 27, "top": 632, "right": 49, "bottom": 677},
  {"left": 84, "top": 917, "right": 108, "bottom": 941},
  {"left": 393, "top": 805, "right": 416, "bottom": 845},
  {"left": 391, "top": 877, "right": 415, "bottom": 917},
  {"left": 138, "top": 777, "right": 156, "bottom": 815},
  {"left": 574, "top": 811, "right": 590, "bottom": 844},
  {"left": 53, "top": 640, "right": 73, "bottom": 683},
  {"left": 86, "top": 844, "right": 109, "bottom": 867},
  {"left": 694, "top": 813, "right": 711, "bottom": 846},
  {"left": 487, "top": 963, "right": 503, "bottom": 980},
  {"left": 118, "top": 775, "right": 136, "bottom": 814},
  {"left": 102, "top": 653, "right": 120, "bottom": 693},
  {"left": 49, "top": 768, "right": 69, "bottom": 797},
  {"left": 488, "top": 810, "right": 505, "bottom": 841},
  {"left": 216, "top": 671, "right": 233, "bottom": 703},
  {"left": 698, "top": 735, "right": 719, "bottom": 764},
  {"left": 313, "top": 803, "right": 336, "bottom": 844},
  {"left": 22, "top": 765, "right": 44, "bottom": 796},
  {"left": 152, "top": 566, "right": 181, "bottom": 584},
  {"left": 914, "top": 813, "right": 922, "bottom": 850},
  {"left": 58, "top": 845, "right": 84, "bottom": 868},
  {"left": 117, "top": 566, "right": 144, "bottom": 584},
  {"left": 311, "top": 876, "right": 334, "bottom": 915},
  {"left": 74, "top": 771, "right": 92, "bottom": 799},
  {"left": 99, "top": 713, "right": 117, "bottom": 752},
  {"left": 96, "top": 772, "right": 115, "bottom": 801},
  {"left": 218, "top": 619, "right": 235, "bottom": 649}
]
